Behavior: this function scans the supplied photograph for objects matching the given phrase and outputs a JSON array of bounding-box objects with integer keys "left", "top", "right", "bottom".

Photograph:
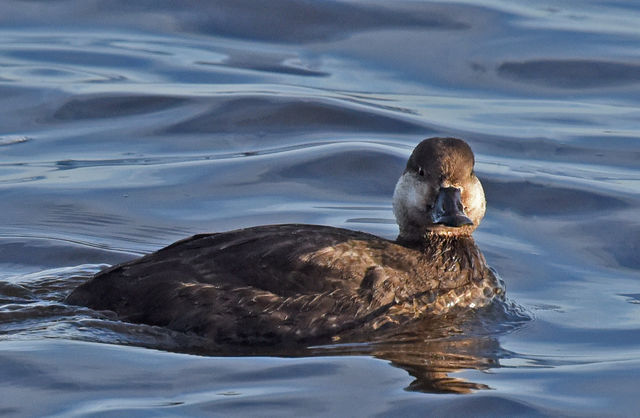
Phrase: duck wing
[{"left": 66, "top": 224, "right": 409, "bottom": 344}]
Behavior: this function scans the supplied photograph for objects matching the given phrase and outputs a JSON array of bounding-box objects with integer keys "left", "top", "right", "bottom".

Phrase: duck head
[{"left": 393, "top": 137, "right": 486, "bottom": 242}]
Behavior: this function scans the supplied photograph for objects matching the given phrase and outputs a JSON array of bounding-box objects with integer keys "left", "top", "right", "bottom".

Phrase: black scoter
[{"left": 66, "top": 137, "right": 505, "bottom": 345}]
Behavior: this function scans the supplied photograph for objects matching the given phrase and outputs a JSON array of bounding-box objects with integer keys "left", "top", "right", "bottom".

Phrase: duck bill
[{"left": 431, "top": 187, "right": 474, "bottom": 227}]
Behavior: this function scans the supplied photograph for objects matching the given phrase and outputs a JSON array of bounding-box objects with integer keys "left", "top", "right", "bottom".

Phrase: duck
[{"left": 65, "top": 137, "right": 505, "bottom": 346}]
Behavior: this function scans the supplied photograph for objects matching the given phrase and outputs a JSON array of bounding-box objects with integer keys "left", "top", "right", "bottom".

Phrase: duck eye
[{"left": 418, "top": 167, "right": 424, "bottom": 176}]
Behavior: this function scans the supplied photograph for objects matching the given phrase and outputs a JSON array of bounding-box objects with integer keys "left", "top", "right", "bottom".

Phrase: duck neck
[{"left": 397, "top": 231, "right": 485, "bottom": 271}]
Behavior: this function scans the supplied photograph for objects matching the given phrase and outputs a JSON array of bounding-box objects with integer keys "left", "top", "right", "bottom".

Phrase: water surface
[{"left": 1, "top": 1, "right": 640, "bottom": 416}]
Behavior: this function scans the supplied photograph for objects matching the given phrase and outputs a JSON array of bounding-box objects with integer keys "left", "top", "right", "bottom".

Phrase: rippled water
[{"left": 1, "top": 1, "right": 640, "bottom": 416}]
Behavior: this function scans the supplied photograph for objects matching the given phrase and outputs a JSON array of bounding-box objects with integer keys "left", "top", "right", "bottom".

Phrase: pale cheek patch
[
  {"left": 466, "top": 177, "right": 486, "bottom": 224},
  {"left": 393, "top": 174, "right": 431, "bottom": 222}
]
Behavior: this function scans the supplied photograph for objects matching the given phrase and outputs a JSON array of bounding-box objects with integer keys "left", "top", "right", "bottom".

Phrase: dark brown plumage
[{"left": 66, "top": 137, "right": 505, "bottom": 346}]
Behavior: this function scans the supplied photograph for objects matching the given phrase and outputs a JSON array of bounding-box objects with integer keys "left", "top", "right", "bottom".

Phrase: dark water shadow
[
  {"left": 163, "top": 96, "right": 426, "bottom": 135},
  {"left": 498, "top": 59, "right": 640, "bottom": 89},
  {"left": 619, "top": 293, "right": 640, "bottom": 305},
  {"left": 135, "top": 0, "right": 470, "bottom": 43},
  {"left": 482, "top": 178, "right": 630, "bottom": 216},
  {"left": 3, "top": 0, "right": 470, "bottom": 44},
  {"left": 196, "top": 55, "right": 330, "bottom": 78},
  {"left": 52, "top": 95, "right": 189, "bottom": 121}
]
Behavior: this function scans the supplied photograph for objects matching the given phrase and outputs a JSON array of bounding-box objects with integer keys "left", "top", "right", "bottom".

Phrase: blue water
[{"left": 1, "top": 1, "right": 640, "bottom": 416}]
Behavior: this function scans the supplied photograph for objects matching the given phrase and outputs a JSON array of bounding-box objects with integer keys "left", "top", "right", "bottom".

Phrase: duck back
[{"left": 66, "top": 224, "right": 503, "bottom": 346}]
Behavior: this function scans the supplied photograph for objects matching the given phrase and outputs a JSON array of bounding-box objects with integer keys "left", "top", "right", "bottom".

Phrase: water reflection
[
  {"left": 202, "top": 332, "right": 508, "bottom": 395},
  {"left": 312, "top": 312, "right": 524, "bottom": 394},
  {"left": 130, "top": 299, "right": 528, "bottom": 394}
]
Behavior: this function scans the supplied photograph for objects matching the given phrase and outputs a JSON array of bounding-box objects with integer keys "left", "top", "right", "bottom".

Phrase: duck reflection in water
[
  {"left": 313, "top": 304, "right": 526, "bottom": 394},
  {"left": 66, "top": 137, "right": 526, "bottom": 394}
]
